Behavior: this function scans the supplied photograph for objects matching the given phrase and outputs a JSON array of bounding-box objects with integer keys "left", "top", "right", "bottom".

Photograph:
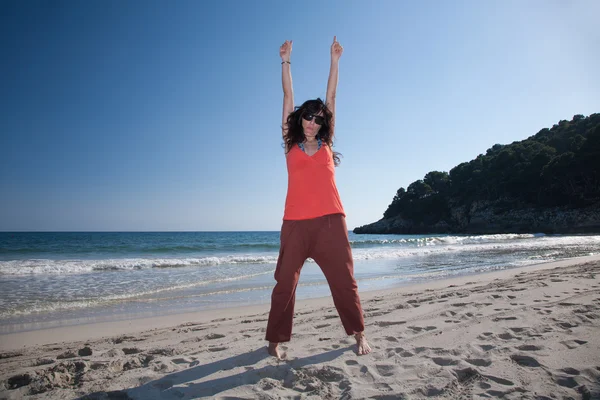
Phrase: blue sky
[{"left": 1, "top": 0, "right": 599, "bottom": 231}]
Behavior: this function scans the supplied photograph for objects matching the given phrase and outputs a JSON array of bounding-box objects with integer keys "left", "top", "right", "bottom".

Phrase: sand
[{"left": 1, "top": 255, "right": 600, "bottom": 399}]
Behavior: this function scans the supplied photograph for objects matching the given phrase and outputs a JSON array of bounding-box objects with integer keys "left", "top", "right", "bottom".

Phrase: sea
[{"left": 1, "top": 231, "right": 599, "bottom": 334}]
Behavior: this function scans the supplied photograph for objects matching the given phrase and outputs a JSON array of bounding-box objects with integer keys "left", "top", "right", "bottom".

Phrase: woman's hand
[
  {"left": 280, "top": 40, "right": 292, "bottom": 62},
  {"left": 331, "top": 36, "right": 343, "bottom": 62}
]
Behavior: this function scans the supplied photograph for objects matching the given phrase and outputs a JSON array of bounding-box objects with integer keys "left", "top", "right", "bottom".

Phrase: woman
[{"left": 265, "top": 37, "right": 371, "bottom": 359}]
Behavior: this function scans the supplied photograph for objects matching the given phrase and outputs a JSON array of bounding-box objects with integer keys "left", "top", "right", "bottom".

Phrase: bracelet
[{"left": 281, "top": 61, "right": 291, "bottom": 64}]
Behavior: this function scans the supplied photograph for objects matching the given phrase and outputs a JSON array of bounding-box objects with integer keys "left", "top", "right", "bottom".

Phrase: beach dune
[{"left": 1, "top": 256, "right": 600, "bottom": 399}]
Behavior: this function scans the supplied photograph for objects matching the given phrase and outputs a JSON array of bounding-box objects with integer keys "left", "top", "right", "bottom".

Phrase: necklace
[{"left": 298, "top": 137, "right": 322, "bottom": 153}]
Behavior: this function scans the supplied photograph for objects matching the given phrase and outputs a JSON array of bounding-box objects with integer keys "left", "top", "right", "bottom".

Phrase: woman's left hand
[{"left": 331, "top": 36, "right": 343, "bottom": 62}]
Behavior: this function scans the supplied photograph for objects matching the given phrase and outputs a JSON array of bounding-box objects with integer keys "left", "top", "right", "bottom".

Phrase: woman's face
[{"left": 301, "top": 110, "right": 325, "bottom": 139}]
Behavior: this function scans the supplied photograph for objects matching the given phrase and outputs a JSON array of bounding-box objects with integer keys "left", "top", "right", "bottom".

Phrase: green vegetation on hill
[{"left": 360, "top": 113, "right": 600, "bottom": 233}]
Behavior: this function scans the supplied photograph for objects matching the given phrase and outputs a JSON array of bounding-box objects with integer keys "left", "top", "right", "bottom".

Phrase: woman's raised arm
[
  {"left": 326, "top": 36, "right": 343, "bottom": 137},
  {"left": 280, "top": 40, "right": 294, "bottom": 141}
]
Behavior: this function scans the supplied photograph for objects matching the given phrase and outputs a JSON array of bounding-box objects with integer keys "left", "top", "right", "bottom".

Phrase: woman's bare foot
[
  {"left": 268, "top": 342, "right": 285, "bottom": 359},
  {"left": 355, "top": 332, "right": 372, "bottom": 355}
]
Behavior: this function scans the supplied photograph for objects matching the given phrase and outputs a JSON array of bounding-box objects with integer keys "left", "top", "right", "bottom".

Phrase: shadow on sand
[{"left": 80, "top": 345, "right": 353, "bottom": 399}]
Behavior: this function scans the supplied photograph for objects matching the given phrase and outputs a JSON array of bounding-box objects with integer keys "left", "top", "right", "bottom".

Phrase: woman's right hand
[{"left": 280, "top": 40, "right": 292, "bottom": 62}]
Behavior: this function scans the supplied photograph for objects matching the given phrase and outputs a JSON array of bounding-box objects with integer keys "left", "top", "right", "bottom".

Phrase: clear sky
[{"left": 1, "top": 0, "right": 599, "bottom": 232}]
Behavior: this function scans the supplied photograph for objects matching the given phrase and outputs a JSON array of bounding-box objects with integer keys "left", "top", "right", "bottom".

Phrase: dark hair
[{"left": 283, "top": 98, "right": 342, "bottom": 166}]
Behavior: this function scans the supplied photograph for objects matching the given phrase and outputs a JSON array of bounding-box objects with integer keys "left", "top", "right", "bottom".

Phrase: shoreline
[
  {"left": 1, "top": 255, "right": 599, "bottom": 398},
  {"left": 2, "top": 254, "right": 598, "bottom": 352}
]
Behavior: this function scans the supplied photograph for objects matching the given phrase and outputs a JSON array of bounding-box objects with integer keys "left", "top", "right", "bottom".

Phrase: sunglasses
[{"left": 302, "top": 113, "right": 326, "bottom": 125}]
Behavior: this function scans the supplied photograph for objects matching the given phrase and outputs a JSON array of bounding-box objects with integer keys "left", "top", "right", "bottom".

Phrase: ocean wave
[
  {"left": 0, "top": 243, "right": 282, "bottom": 255},
  {"left": 0, "top": 255, "right": 279, "bottom": 275},
  {"left": 2, "top": 234, "right": 599, "bottom": 275},
  {"left": 0, "top": 271, "right": 273, "bottom": 318},
  {"left": 349, "top": 233, "right": 542, "bottom": 248}
]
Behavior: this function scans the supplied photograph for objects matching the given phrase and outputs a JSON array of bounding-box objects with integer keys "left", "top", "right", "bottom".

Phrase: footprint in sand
[
  {"left": 373, "top": 382, "right": 394, "bottom": 392},
  {"left": 441, "top": 310, "right": 457, "bottom": 317},
  {"left": 406, "top": 299, "right": 422, "bottom": 308},
  {"left": 493, "top": 316, "right": 518, "bottom": 321},
  {"left": 483, "top": 374, "right": 515, "bottom": 386},
  {"left": 461, "top": 312, "right": 475, "bottom": 319},
  {"left": 498, "top": 332, "right": 520, "bottom": 340},
  {"left": 57, "top": 351, "right": 78, "bottom": 359},
  {"left": 553, "top": 374, "right": 578, "bottom": 388},
  {"left": 171, "top": 357, "right": 194, "bottom": 365},
  {"left": 407, "top": 325, "right": 436, "bottom": 333},
  {"left": 190, "top": 326, "right": 209, "bottom": 332},
  {"left": 486, "top": 388, "right": 527, "bottom": 397},
  {"left": 204, "top": 333, "right": 225, "bottom": 340},
  {"left": 560, "top": 367, "right": 580, "bottom": 375},
  {"left": 431, "top": 357, "right": 459, "bottom": 366},
  {"left": 366, "top": 310, "right": 387, "bottom": 317},
  {"left": 33, "top": 358, "right": 55, "bottom": 366},
  {"left": 453, "top": 368, "right": 482, "bottom": 385},
  {"left": 207, "top": 346, "right": 228, "bottom": 352},
  {"left": 477, "top": 332, "right": 495, "bottom": 340},
  {"left": 508, "top": 327, "right": 528, "bottom": 334},
  {"left": 344, "top": 362, "right": 376, "bottom": 383},
  {"left": 451, "top": 302, "right": 471, "bottom": 307},
  {"left": 559, "top": 302, "right": 580, "bottom": 306},
  {"left": 574, "top": 307, "right": 600, "bottom": 322},
  {"left": 375, "top": 363, "right": 398, "bottom": 377},
  {"left": 148, "top": 348, "right": 175, "bottom": 356},
  {"left": 386, "top": 347, "right": 414, "bottom": 357},
  {"left": 376, "top": 320, "right": 407, "bottom": 327},
  {"left": 516, "top": 344, "right": 543, "bottom": 351},
  {"left": 465, "top": 358, "right": 492, "bottom": 367},
  {"left": 560, "top": 339, "right": 587, "bottom": 349},
  {"left": 122, "top": 348, "right": 142, "bottom": 355},
  {"left": 6, "top": 374, "right": 32, "bottom": 390},
  {"left": 555, "top": 321, "right": 579, "bottom": 330},
  {"left": 510, "top": 354, "right": 541, "bottom": 367},
  {"left": 111, "top": 335, "right": 139, "bottom": 344}
]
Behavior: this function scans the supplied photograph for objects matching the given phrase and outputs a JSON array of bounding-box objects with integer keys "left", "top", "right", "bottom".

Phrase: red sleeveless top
[{"left": 283, "top": 144, "right": 345, "bottom": 220}]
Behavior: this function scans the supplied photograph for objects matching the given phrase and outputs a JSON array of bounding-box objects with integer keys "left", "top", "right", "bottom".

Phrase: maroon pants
[{"left": 265, "top": 213, "right": 365, "bottom": 343}]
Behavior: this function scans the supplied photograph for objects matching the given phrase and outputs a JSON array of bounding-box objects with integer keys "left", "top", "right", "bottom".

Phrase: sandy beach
[{"left": 1, "top": 255, "right": 599, "bottom": 399}]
